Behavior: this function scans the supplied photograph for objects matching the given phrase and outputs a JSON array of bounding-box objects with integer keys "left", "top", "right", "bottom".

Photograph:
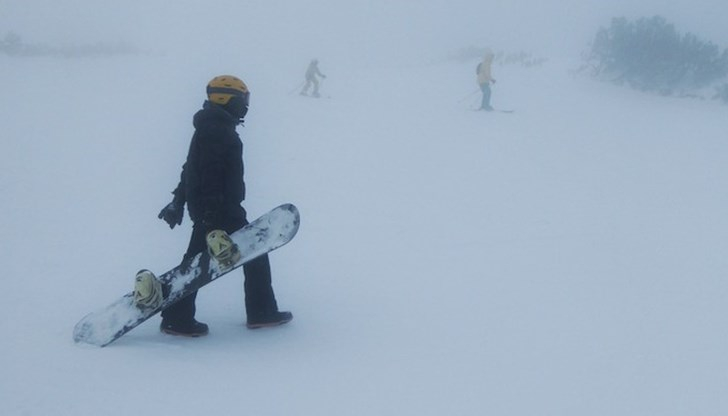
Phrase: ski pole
[
  {"left": 458, "top": 88, "right": 480, "bottom": 103},
  {"left": 287, "top": 81, "right": 305, "bottom": 95}
]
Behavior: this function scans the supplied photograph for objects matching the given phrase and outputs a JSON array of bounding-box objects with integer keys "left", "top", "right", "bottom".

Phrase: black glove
[{"left": 158, "top": 200, "right": 184, "bottom": 229}]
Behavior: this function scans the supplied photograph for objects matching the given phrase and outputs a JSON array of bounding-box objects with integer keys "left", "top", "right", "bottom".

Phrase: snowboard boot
[
  {"left": 160, "top": 319, "right": 209, "bottom": 337},
  {"left": 133, "top": 269, "right": 163, "bottom": 310},
  {"left": 206, "top": 230, "right": 241, "bottom": 271},
  {"left": 246, "top": 311, "right": 293, "bottom": 329}
]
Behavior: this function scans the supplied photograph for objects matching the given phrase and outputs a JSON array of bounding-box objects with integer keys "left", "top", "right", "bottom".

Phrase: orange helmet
[{"left": 206, "top": 75, "right": 249, "bottom": 105}]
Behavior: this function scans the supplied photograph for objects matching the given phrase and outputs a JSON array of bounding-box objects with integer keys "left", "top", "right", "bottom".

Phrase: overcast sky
[{"left": 2, "top": 0, "right": 728, "bottom": 63}]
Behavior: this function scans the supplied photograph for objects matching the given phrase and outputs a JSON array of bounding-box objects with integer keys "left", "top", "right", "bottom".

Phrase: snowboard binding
[
  {"left": 206, "top": 230, "right": 241, "bottom": 271},
  {"left": 133, "top": 269, "right": 163, "bottom": 309}
]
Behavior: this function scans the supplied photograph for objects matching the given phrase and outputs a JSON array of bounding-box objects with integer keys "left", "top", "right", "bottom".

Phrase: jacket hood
[{"left": 193, "top": 100, "right": 238, "bottom": 129}]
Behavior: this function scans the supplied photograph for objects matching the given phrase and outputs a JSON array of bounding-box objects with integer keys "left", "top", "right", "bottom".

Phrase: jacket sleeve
[
  {"left": 170, "top": 163, "right": 187, "bottom": 204},
  {"left": 183, "top": 133, "right": 204, "bottom": 222},
  {"left": 227, "top": 136, "right": 245, "bottom": 203}
]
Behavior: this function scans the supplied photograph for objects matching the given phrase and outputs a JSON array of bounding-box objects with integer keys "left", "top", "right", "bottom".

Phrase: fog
[
  {"left": 3, "top": 1, "right": 728, "bottom": 416},
  {"left": 4, "top": 0, "right": 728, "bottom": 65}
]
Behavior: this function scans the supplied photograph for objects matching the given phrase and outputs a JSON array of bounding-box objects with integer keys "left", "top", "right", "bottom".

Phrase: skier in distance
[
  {"left": 300, "top": 58, "right": 327, "bottom": 98},
  {"left": 476, "top": 49, "right": 496, "bottom": 111}
]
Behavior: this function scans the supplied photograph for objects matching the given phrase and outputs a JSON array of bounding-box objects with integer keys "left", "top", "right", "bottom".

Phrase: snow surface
[{"left": 3, "top": 2, "right": 728, "bottom": 416}]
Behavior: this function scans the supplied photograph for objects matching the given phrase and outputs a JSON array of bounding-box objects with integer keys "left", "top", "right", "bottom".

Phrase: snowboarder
[
  {"left": 476, "top": 50, "right": 496, "bottom": 111},
  {"left": 300, "top": 58, "right": 326, "bottom": 97},
  {"left": 157, "top": 75, "right": 293, "bottom": 337}
]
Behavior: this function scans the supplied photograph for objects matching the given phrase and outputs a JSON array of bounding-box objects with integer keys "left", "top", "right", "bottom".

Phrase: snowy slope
[{"left": 3, "top": 6, "right": 728, "bottom": 416}]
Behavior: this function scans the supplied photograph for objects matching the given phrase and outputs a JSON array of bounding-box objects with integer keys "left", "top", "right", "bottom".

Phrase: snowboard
[{"left": 73, "top": 203, "right": 300, "bottom": 347}]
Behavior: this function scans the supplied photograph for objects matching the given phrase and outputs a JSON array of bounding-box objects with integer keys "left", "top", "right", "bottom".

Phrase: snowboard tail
[{"left": 73, "top": 203, "right": 300, "bottom": 347}]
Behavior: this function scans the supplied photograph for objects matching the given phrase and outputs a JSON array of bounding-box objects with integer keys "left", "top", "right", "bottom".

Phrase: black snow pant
[{"left": 161, "top": 206, "right": 279, "bottom": 324}]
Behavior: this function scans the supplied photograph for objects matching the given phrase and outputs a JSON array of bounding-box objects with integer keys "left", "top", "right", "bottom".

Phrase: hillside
[{"left": 2, "top": 37, "right": 728, "bottom": 416}]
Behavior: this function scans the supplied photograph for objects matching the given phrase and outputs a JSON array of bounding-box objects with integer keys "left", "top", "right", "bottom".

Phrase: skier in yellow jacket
[{"left": 476, "top": 50, "right": 496, "bottom": 111}]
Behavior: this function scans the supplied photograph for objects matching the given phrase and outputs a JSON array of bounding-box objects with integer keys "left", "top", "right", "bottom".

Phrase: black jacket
[{"left": 173, "top": 101, "right": 245, "bottom": 226}]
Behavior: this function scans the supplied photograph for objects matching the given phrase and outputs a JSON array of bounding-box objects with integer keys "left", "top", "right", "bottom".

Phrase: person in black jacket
[{"left": 157, "top": 75, "right": 292, "bottom": 337}]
